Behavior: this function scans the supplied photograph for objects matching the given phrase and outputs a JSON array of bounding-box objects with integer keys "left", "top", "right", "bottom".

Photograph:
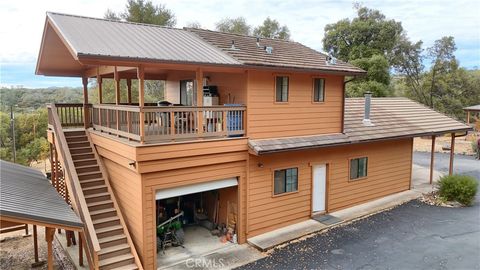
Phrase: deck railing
[
  {"left": 52, "top": 103, "right": 92, "bottom": 128},
  {"left": 91, "top": 104, "right": 246, "bottom": 143}
]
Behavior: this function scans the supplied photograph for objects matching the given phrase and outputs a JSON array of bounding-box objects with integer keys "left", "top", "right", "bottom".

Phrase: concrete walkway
[{"left": 247, "top": 164, "right": 442, "bottom": 251}]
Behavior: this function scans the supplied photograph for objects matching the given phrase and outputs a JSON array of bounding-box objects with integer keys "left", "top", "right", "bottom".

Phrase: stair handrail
[{"left": 48, "top": 104, "right": 101, "bottom": 266}]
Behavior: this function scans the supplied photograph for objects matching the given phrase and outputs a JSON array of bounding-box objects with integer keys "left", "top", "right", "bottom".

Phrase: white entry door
[{"left": 312, "top": 164, "right": 327, "bottom": 213}]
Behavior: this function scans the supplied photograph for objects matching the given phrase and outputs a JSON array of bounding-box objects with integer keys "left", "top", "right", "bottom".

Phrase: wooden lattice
[{"left": 50, "top": 144, "right": 70, "bottom": 205}]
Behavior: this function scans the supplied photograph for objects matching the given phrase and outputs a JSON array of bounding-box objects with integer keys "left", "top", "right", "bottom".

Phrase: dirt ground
[
  {"left": 413, "top": 133, "right": 478, "bottom": 156},
  {"left": 0, "top": 225, "right": 75, "bottom": 270}
]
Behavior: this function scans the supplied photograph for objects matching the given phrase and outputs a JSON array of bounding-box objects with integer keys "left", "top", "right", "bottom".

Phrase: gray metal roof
[
  {"left": 0, "top": 160, "right": 83, "bottom": 229},
  {"left": 249, "top": 98, "right": 472, "bottom": 154},
  {"left": 464, "top": 104, "right": 480, "bottom": 111},
  {"left": 47, "top": 12, "right": 241, "bottom": 65}
]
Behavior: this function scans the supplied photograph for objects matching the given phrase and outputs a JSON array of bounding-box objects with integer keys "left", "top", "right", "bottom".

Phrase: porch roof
[
  {"left": 249, "top": 98, "right": 472, "bottom": 154},
  {"left": 0, "top": 160, "right": 83, "bottom": 230},
  {"left": 463, "top": 104, "right": 480, "bottom": 112}
]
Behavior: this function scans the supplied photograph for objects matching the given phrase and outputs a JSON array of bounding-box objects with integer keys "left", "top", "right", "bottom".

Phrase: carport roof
[{"left": 0, "top": 160, "right": 83, "bottom": 230}]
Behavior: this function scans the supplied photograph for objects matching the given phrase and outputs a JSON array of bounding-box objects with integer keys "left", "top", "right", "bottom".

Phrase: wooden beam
[
  {"left": 33, "top": 225, "right": 39, "bottom": 263},
  {"left": 83, "top": 65, "right": 135, "bottom": 78},
  {"left": 45, "top": 227, "right": 55, "bottom": 270},
  {"left": 138, "top": 66, "right": 145, "bottom": 143},
  {"left": 127, "top": 78, "right": 132, "bottom": 104},
  {"left": 196, "top": 69, "right": 204, "bottom": 134},
  {"left": 467, "top": 111, "right": 470, "bottom": 125},
  {"left": 449, "top": 133, "right": 455, "bottom": 175},
  {"left": 78, "top": 232, "right": 83, "bottom": 266},
  {"left": 97, "top": 72, "right": 103, "bottom": 104},
  {"left": 114, "top": 67, "right": 121, "bottom": 105},
  {"left": 430, "top": 135, "right": 436, "bottom": 184}
]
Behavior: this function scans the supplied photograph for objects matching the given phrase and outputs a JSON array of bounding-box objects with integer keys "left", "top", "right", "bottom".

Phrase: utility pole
[{"left": 10, "top": 105, "right": 16, "bottom": 163}]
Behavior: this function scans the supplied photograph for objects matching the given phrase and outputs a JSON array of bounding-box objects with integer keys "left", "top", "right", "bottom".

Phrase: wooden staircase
[{"left": 64, "top": 130, "right": 141, "bottom": 270}]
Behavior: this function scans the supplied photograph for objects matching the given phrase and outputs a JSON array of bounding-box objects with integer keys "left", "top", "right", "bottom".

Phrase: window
[
  {"left": 313, "top": 78, "right": 325, "bottom": 102},
  {"left": 274, "top": 168, "right": 298, "bottom": 195},
  {"left": 350, "top": 157, "right": 368, "bottom": 180},
  {"left": 275, "top": 76, "right": 289, "bottom": 102},
  {"left": 180, "top": 80, "right": 195, "bottom": 106}
]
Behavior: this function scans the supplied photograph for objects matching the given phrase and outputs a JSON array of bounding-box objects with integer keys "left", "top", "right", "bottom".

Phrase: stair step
[
  {"left": 90, "top": 207, "right": 116, "bottom": 219},
  {"left": 93, "top": 216, "right": 120, "bottom": 229},
  {"left": 85, "top": 192, "right": 110, "bottom": 203},
  {"left": 87, "top": 199, "right": 114, "bottom": 211},
  {"left": 71, "top": 153, "right": 95, "bottom": 160},
  {"left": 65, "top": 135, "right": 88, "bottom": 142},
  {"left": 98, "top": 234, "right": 127, "bottom": 248},
  {"left": 80, "top": 178, "right": 105, "bottom": 188},
  {"left": 64, "top": 131, "right": 86, "bottom": 137},
  {"left": 78, "top": 171, "right": 103, "bottom": 180},
  {"left": 74, "top": 158, "right": 97, "bottom": 167},
  {"left": 70, "top": 147, "right": 93, "bottom": 154},
  {"left": 68, "top": 141, "right": 90, "bottom": 148},
  {"left": 96, "top": 225, "right": 124, "bottom": 239},
  {"left": 99, "top": 253, "right": 134, "bottom": 269},
  {"left": 83, "top": 184, "right": 108, "bottom": 195},
  {"left": 76, "top": 164, "right": 100, "bottom": 174},
  {"left": 110, "top": 263, "right": 138, "bottom": 270},
  {"left": 98, "top": 243, "right": 131, "bottom": 260}
]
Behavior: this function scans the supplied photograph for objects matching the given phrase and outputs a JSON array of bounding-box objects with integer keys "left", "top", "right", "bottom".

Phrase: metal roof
[
  {"left": 249, "top": 98, "right": 472, "bottom": 154},
  {"left": 187, "top": 28, "right": 366, "bottom": 74},
  {"left": 0, "top": 160, "right": 83, "bottom": 229},
  {"left": 47, "top": 12, "right": 241, "bottom": 65},
  {"left": 463, "top": 104, "right": 480, "bottom": 112}
]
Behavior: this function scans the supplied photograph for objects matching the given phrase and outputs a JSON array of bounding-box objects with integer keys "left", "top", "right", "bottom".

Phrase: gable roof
[
  {"left": 0, "top": 160, "right": 83, "bottom": 229},
  {"left": 188, "top": 28, "right": 365, "bottom": 74},
  {"left": 45, "top": 12, "right": 240, "bottom": 66},
  {"left": 37, "top": 12, "right": 365, "bottom": 76},
  {"left": 249, "top": 98, "right": 471, "bottom": 154}
]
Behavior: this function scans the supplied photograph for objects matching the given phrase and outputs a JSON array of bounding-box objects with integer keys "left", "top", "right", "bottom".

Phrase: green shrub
[{"left": 438, "top": 175, "right": 478, "bottom": 206}]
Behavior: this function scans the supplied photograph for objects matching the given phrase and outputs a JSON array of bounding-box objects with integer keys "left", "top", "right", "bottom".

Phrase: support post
[
  {"left": 196, "top": 69, "right": 204, "bottom": 134},
  {"left": 114, "top": 67, "right": 120, "bottom": 134},
  {"left": 97, "top": 73, "right": 103, "bottom": 104},
  {"left": 45, "top": 227, "right": 55, "bottom": 270},
  {"left": 449, "top": 133, "right": 455, "bottom": 175},
  {"left": 127, "top": 78, "right": 132, "bottom": 105},
  {"left": 138, "top": 66, "right": 145, "bottom": 143},
  {"left": 430, "top": 135, "right": 436, "bottom": 184},
  {"left": 33, "top": 225, "right": 39, "bottom": 263},
  {"left": 466, "top": 111, "right": 470, "bottom": 125},
  {"left": 78, "top": 232, "right": 83, "bottom": 266},
  {"left": 82, "top": 77, "right": 89, "bottom": 129}
]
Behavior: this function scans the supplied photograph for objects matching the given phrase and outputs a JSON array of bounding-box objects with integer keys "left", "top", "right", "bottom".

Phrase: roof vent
[
  {"left": 326, "top": 55, "right": 337, "bottom": 65},
  {"left": 230, "top": 40, "right": 239, "bottom": 50},
  {"left": 264, "top": 46, "right": 273, "bottom": 54},
  {"left": 256, "top": 37, "right": 261, "bottom": 48},
  {"left": 363, "top": 92, "right": 374, "bottom": 126}
]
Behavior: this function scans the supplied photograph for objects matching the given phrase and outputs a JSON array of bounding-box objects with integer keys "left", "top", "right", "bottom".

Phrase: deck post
[
  {"left": 114, "top": 67, "right": 121, "bottom": 134},
  {"left": 196, "top": 68, "right": 204, "bottom": 134},
  {"left": 127, "top": 78, "right": 132, "bottom": 105},
  {"left": 430, "top": 135, "right": 436, "bottom": 184},
  {"left": 33, "top": 225, "right": 39, "bottom": 263},
  {"left": 78, "top": 232, "right": 83, "bottom": 266},
  {"left": 466, "top": 111, "right": 470, "bottom": 125},
  {"left": 449, "top": 133, "right": 455, "bottom": 175},
  {"left": 82, "top": 77, "right": 89, "bottom": 129},
  {"left": 138, "top": 66, "right": 145, "bottom": 143},
  {"left": 45, "top": 227, "right": 55, "bottom": 270},
  {"left": 97, "top": 73, "right": 103, "bottom": 104}
]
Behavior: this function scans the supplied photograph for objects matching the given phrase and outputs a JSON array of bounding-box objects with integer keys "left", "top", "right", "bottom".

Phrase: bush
[{"left": 438, "top": 175, "right": 478, "bottom": 206}]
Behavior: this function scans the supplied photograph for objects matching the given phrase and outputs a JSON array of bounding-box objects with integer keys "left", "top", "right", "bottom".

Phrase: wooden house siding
[
  {"left": 246, "top": 138, "right": 413, "bottom": 237},
  {"left": 246, "top": 71, "right": 344, "bottom": 139}
]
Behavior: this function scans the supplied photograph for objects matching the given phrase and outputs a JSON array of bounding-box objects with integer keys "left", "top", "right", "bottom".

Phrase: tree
[
  {"left": 185, "top": 21, "right": 201, "bottom": 29},
  {"left": 322, "top": 5, "right": 404, "bottom": 97},
  {"left": 215, "top": 17, "right": 251, "bottom": 35},
  {"left": 105, "top": 0, "right": 176, "bottom": 27},
  {"left": 253, "top": 17, "right": 290, "bottom": 40}
]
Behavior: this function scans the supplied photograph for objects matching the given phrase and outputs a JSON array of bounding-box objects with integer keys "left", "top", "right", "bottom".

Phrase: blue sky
[{"left": 1, "top": 0, "right": 479, "bottom": 88}]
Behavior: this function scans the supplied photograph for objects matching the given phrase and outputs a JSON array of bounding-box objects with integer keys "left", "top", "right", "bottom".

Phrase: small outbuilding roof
[
  {"left": 0, "top": 160, "right": 83, "bottom": 230},
  {"left": 463, "top": 105, "right": 480, "bottom": 112},
  {"left": 249, "top": 98, "right": 472, "bottom": 154}
]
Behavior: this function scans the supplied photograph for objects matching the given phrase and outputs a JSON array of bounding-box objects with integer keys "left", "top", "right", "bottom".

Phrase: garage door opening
[{"left": 155, "top": 178, "right": 239, "bottom": 267}]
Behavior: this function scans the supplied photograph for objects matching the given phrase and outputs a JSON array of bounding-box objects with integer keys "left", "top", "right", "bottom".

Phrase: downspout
[{"left": 342, "top": 76, "right": 357, "bottom": 134}]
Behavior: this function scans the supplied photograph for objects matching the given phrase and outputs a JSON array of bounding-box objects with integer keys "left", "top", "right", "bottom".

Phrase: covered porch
[{"left": 57, "top": 66, "right": 246, "bottom": 144}]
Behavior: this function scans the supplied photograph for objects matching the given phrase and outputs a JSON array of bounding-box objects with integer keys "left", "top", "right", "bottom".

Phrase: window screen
[
  {"left": 274, "top": 168, "right": 298, "bottom": 195},
  {"left": 313, "top": 78, "right": 325, "bottom": 102},
  {"left": 350, "top": 157, "right": 368, "bottom": 180},
  {"left": 275, "top": 76, "right": 289, "bottom": 102}
]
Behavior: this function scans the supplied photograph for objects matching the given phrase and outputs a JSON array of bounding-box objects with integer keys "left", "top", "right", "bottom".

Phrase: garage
[{"left": 155, "top": 178, "right": 239, "bottom": 266}]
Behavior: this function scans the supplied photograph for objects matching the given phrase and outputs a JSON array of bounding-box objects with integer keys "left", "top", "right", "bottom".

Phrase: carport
[{"left": 0, "top": 160, "right": 84, "bottom": 270}]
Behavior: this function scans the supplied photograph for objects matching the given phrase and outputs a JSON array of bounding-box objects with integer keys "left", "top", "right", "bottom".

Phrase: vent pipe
[
  {"left": 363, "top": 92, "right": 374, "bottom": 126},
  {"left": 231, "top": 40, "right": 236, "bottom": 50},
  {"left": 256, "top": 37, "right": 260, "bottom": 48}
]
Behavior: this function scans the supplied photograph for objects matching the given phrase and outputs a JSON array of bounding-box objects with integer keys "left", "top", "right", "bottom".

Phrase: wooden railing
[
  {"left": 53, "top": 103, "right": 92, "bottom": 128},
  {"left": 47, "top": 104, "right": 101, "bottom": 267},
  {"left": 91, "top": 104, "right": 246, "bottom": 143}
]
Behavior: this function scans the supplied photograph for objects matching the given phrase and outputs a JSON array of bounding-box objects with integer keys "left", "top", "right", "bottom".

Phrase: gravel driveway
[{"left": 237, "top": 153, "right": 480, "bottom": 270}]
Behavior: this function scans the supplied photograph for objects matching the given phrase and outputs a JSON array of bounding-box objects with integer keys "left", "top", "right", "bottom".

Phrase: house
[{"left": 36, "top": 12, "right": 471, "bottom": 270}]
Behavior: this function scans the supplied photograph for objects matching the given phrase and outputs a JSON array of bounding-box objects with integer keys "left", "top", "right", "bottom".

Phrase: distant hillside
[{"left": 0, "top": 87, "right": 83, "bottom": 112}]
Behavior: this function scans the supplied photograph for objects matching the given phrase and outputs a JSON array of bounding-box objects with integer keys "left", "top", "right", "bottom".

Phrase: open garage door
[{"left": 155, "top": 177, "right": 238, "bottom": 200}]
